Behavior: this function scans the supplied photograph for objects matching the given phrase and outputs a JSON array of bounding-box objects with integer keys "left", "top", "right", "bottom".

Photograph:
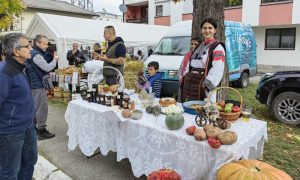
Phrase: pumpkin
[
  {"left": 186, "top": 126, "right": 196, "bottom": 135},
  {"left": 206, "top": 127, "right": 222, "bottom": 139},
  {"left": 165, "top": 114, "right": 184, "bottom": 130},
  {"left": 208, "top": 137, "right": 221, "bottom": 149},
  {"left": 147, "top": 168, "right": 181, "bottom": 180},
  {"left": 218, "top": 130, "right": 237, "bottom": 145},
  {"left": 217, "top": 160, "right": 293, "bottom": 180},
  {"left": 203, "top": 124, "right": 215, "bottom": 133},
  {"left": 194, "top": 129, "right": 206, "bottom": 141},
  {"left": 122, "top": 109, "right": 131, "bottom": 118}
]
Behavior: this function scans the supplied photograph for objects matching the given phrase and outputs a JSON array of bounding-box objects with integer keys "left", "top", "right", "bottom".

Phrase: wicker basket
[
  {"left": 53, "top": 87, "right": 63, "bottom": 98},
  {"left": 208, "top": 87, "right": 243, "bottom": 122}
]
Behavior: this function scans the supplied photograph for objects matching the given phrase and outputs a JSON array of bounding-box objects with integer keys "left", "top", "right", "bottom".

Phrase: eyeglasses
[{"left": 16, "top": 44, "right": 32, "bottom": 49}]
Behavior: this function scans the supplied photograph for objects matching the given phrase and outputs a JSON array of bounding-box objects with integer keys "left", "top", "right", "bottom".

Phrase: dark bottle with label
[{"left": 117, "top": 89, "right": 123, "bottom": 107}]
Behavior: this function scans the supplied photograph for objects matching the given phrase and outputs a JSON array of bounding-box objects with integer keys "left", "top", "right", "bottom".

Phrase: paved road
[{"left": 38, "top": 105, "right": 146, "bottom": 180}]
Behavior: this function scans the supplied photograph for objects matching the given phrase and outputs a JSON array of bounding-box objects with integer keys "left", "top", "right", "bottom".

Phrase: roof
[
  {"left": 26, "top": 13, "right": 170, "bottom": 67},
  {"left": 23, "top": 0, "right": 97, "bottom": 16}
]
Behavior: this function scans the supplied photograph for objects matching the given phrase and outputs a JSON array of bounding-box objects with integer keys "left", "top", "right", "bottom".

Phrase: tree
[
  {"left": 173, "top": 0, "right": 230, "bottom": 99},
  {"left": 0, "top": 0, "right": 26, "bottom": 29}
]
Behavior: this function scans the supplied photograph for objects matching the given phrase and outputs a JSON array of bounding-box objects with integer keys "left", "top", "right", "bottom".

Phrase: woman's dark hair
[{"left": 200, "top": 18, "right": 218, "bottom": 29}]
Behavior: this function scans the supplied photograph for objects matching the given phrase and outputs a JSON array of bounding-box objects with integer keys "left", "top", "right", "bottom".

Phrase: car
[{"left": 256, "top": 70, "right": 300, "bottom": 125}]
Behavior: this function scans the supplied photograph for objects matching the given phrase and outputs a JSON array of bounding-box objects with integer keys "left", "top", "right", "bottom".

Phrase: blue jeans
[{"left": 0, "top": 125, "right": 38, "bottom": 180}]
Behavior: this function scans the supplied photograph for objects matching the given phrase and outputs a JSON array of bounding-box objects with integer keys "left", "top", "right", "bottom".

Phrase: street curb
[{"left": 33, "top": 155, "right": 72, "bottom": 180}]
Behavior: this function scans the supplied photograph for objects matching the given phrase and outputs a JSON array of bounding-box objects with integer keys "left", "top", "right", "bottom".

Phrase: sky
[{"left": 65, "top": 0, "right": 123, "bottom": 15}]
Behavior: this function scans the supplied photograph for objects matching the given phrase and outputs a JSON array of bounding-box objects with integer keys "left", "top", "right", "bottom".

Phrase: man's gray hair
[
  {"left": 34, "top": 34, "right": 47, "bottom": 45},
  {"left": 2, "top": 33, "right": 28, "bottom": 56}
]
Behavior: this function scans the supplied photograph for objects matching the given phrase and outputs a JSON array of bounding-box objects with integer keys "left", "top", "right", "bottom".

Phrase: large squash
[
  {"left": 165, "top": 114, "right": 184, "bottom": 130},
  {"left": 217, "top": 160, "right": 293, "bottom": 180}
]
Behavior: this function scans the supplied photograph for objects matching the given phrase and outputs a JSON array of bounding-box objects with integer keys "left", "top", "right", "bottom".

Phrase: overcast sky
[{"left": 65, "top": 0, "right": 123, "bottom": 15}]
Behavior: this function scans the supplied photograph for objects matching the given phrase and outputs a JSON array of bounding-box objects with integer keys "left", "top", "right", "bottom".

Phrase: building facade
[
  {"left": 124, "top": 0, "right": 300, "bottom": 72},
  {"left": 1, "top": 0, "right": 97, "bottom": 35}
]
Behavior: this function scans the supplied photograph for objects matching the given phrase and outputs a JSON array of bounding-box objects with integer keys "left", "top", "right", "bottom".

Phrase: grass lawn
[
  {"left": 49, "top": 83, "right": 300, "bottom": 179},
  {"left": 232, "top": 83, "right": 300, "bottom": 179}
]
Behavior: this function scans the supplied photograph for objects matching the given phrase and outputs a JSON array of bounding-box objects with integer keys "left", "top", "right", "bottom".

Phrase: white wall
[
  {"left": 242, "top": 0, "right": 260, "bottom": 26},
  {"left": 170, "top": 0, "right": 183, "bottom": 25},
  {"left": 254, "top": 25, "right": 300, "bottom": 67},
  {"left": 183, "top": 0, "right": 193, "bottom": 14},
  {"left": 148, "top": 0, "right": 155, "bottom": 24},
  {"left": 293, "top": 0, "right": 300, "bottom": 24}
]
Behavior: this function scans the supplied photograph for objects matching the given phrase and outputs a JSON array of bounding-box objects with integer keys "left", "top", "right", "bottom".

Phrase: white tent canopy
[{"left": 26, "top": 13, "right": 170, "bottom": 67}]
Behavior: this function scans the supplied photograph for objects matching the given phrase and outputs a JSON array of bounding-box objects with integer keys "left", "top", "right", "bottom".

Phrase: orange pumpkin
[{"left": 217, "top": 160, "right": 293, "bottom": 180}]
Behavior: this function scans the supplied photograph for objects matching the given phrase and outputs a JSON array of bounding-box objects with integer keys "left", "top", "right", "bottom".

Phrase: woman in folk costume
[
  {"left": 177, "top": 37, "right": 201, "bottom": 102},
  {"left": 181, "top": 18, "right": 225, "bottom": 102}
]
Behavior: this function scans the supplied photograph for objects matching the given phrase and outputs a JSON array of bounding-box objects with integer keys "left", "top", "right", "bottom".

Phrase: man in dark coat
[{"left": 66, "top": 43, "right": 85, "bottom": 66}]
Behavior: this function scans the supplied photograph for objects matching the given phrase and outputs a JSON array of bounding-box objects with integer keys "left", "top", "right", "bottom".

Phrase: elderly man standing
[
  {"left": 27, "top": 35, "right": 58, "bottom": 140},
  {"left": 100, "top": 25, "right": 126, "bottom": 85},
  {"left": 0, "top": 33, "right": 37, "bottom": 179},
  {"left": 67, "top": 43, "right": 85, "bottom": 66}
]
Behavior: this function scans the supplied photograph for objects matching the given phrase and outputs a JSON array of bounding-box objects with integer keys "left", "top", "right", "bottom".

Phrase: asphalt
[{"left": 37, "top": 105, "right": 145, "bottom": 180}]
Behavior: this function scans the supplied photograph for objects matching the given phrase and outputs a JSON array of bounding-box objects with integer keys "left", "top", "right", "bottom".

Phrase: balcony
[
  {"left": 126, "top": 17, "right": 148, "bottom": 24},
  {"left": 125, "top": 3, "right": 148, "bottom": 24}
]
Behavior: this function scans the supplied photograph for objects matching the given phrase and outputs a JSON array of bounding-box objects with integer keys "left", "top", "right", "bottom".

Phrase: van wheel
[{"left": 238, "top": 72, "right": 249, "bottom": 88}]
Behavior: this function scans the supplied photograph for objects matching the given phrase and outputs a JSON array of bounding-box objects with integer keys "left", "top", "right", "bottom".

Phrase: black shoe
[{"left": 37, "top": 128, "right": 55, "bottom": 140}]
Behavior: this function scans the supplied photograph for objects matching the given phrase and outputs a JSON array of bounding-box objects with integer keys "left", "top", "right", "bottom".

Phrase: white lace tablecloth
[{"left": 65, "top": 98, "right": 268, "bottom": 180}]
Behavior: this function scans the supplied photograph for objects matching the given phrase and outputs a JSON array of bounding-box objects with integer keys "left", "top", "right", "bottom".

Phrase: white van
[{"left": 144, "top": 20, "right": 257, "bottom": 97}]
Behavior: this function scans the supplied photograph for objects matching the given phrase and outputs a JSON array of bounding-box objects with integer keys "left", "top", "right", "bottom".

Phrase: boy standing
[{"left": 147, "top": 61, "right": 162, "bottom": 98}]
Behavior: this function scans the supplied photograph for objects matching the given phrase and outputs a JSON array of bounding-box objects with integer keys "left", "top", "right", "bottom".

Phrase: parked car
[{"left": 256, "top": 71, "right": 300, "bottom": 125}]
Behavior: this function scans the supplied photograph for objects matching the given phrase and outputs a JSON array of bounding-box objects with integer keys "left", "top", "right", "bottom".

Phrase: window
[
  {"left": 153, "top": 36, "right": 191, "bottom": 56},
  {"left": 225, "top": 0, "right": 243, "bottom": 7},
  {"left": 262, "top": 0, "right": 292, "bottom": 4},
  {"left": 265, "top": 28, "right": 296, "bottom": 50},
  {"left": 156, "top": 5, "right": 163, "bottom": 17}
]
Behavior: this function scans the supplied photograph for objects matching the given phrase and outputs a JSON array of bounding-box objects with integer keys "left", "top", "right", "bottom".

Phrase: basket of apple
[{"left": 209, "top": 87, "right": 243, "bottom": 122}]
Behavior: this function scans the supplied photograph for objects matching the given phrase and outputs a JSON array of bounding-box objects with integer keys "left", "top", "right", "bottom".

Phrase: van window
[{"left": 153, "top": 36, "right": 191, "bottom": 56}]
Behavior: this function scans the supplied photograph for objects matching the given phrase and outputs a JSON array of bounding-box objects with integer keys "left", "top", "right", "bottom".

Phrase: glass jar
[
  {"left": 86, "top": 90, "right": 92, "bottom": 102},
  {"left": 100, "top": 92, "right": 105, "bottom": 105},
  {"left": 122, "top": 95, "right": 130, "bottom": 109},
  {"left": 111, "top": 94, "right": 117, "bottom": 106},
  {"left": 105, "top": 93, "right": 111, "bottom": 106},
  {"left": 129, "top": 100, "right": 135, "bottom": 111}
]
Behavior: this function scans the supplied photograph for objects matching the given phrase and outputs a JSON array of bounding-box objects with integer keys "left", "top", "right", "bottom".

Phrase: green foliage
[{"left": 0, "top": 0, "right": 26, "bottom": 29}]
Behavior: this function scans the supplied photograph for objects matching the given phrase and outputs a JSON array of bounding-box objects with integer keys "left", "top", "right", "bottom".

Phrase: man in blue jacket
[
  {"left": 27, "top": 35, "right": 58, "bottom": 140},
  {"left": 0, "top": 33, "right": 37, "bottom": 179}
]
